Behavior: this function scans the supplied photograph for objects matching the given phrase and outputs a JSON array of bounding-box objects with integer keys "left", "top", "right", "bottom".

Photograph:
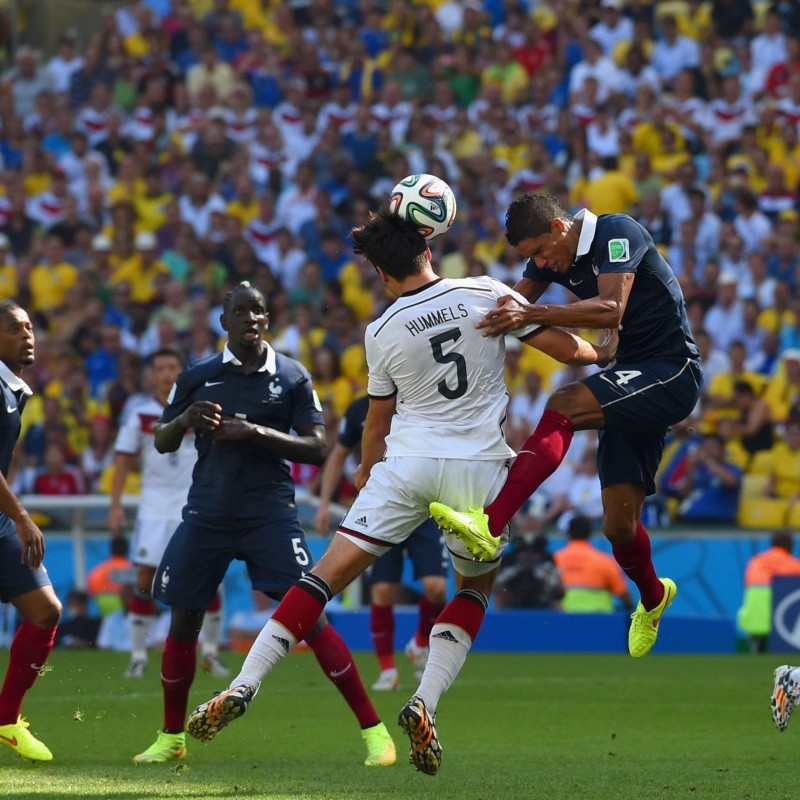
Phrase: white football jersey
[
  {"left": 365, "top": 276, "right": 539, "bottom": 460},
  {"left": 114, "top": 396, "right": 196, "bottom": 517}
]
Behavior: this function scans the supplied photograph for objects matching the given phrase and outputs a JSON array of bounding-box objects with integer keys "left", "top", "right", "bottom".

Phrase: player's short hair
[
  {"left": 151, "top": 346, "right": 184, "bottom": 366},
  {"left": 222, "top": 281, "right": 267, "bottom": 313},
  {"left": 350, "top": 208, "right": 428, "bottom": 281},
  {"left": 505, "top": 194, "right": 573, "bottom": 246},
  {"left": 0, "top": 300, "right": 23, "bottom": 322}
]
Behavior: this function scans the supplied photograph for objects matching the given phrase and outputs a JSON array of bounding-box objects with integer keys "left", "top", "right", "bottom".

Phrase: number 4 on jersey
[{"left": 613, "top": 370, "right": 642, "bottom": 386}]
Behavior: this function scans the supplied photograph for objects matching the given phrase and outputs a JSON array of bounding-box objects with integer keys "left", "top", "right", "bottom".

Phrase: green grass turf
[{"left": 0, "top": 649, "right": 796, "bottom": 800}]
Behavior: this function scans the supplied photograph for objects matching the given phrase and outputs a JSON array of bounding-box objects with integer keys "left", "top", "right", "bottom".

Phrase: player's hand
[
  {"left": 353, "top": 463, "right": 368, "bottom": 491},
  {"left": 16, "top": 514, "right": 45, "bottom": 570},
  {"left": 108, "top": 503, "right": 126, "bottom": 535},
  {"left": 595, "top": 328, "right": 619, "bottom": 367},
  {"left": 210, "top": 417, "right": 256, "bottom": 442},
  {"left": 476, "top": 296, "right": 531, "bottom": 337},
  {"left": 314, "top": 504, "right": 330, "bottom": 535},
  {"left": 182, "top": 401, "right": 222, "bottom": 432}
]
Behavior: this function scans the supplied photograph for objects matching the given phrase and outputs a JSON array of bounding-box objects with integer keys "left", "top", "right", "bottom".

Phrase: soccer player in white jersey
[
  {"left": 109, "top": 347, "right": 228, "bottom": 679},
  {"left": 187, "top": 211, "right": 617, "bottom": 774}
]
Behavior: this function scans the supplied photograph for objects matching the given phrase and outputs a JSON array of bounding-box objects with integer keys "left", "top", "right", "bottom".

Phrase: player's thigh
[
  {"left": 131, "top": 516, "right": 182, "bottom": 569},
  {"left": 583, "top": 359, "right": 701, "bottom": 431},
  {"left": 153, "top": 522, "right": 235, "bottom": 611},
  {"left": 365, "top": 545, "right": 404, "bottom": 585},
  {"left": 405, "top": 517, "right": 448, "bottom": 580},
  {"left": 0, "top": 522, "right": 52, "bottom": 605},
  {"left": 337, "top": 458, "right": 434, "bottom": 556},
  {"left": 238, "top": 514, "right": 316, "bottom": 597},
  {"left": 438, "top": 458, "right": 511, "bottom": 578},
  {"left": 597, "top": 427, "right": 665, "bottom": 497}
]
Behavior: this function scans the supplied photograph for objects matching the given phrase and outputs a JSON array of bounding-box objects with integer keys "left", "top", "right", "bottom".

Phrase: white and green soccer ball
[{"left": 389, "top": 173, "right": 457, "bottom": 240}]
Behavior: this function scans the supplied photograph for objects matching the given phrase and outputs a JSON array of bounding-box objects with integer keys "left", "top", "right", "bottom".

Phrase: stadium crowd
[{"left": 1, "top": 0, "right": 800, "bottom": 530}]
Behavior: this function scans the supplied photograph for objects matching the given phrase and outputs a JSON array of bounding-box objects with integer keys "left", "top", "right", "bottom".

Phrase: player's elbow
[{"left": 601, "top": 300, "right": 624, "bottom": 327}]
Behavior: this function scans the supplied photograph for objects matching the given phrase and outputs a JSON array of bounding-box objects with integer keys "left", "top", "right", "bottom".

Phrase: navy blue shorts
[
  {"left": 152, "top": 516, "right": 313, "bottom": 611},
  {"left": 365, "top": 517, "right": 447, "bottom": 585},
  {"left": 0, "top": 520, "right": 52, "bottom": 603},
  {"left": 582, "top": 358, "right": 703, "bottom": 496}
]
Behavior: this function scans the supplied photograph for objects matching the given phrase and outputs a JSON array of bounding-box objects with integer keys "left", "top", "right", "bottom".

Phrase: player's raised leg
[{"left": 0, "top": 585, "right": 61, "bottom": 762}]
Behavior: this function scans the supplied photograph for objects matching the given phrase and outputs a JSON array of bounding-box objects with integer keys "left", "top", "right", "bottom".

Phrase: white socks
[
  {"left": 231, "top": 618, "right": 298, "bottom": 691},
  {"left": 415, "top": 623, "right": 473, "bottom": 714},
  {"left": 200, "top": 611, "right": 224, "bottom": 658},
  {"left": 129, "top": 613, "right": 154, "bottom": 662}
]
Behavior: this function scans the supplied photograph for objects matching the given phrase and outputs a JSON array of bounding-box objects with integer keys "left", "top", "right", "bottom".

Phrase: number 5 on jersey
[{"left": 429, "top": 328, "right": 468, "bottom": 399}]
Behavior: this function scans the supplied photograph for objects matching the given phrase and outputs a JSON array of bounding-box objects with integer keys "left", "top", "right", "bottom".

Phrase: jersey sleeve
[
  {"left": 338, "top": 401, "right": 364, "bottom": 448},
  {"left": 113, "top": 404, "right": 141, "bottom": 455},
  {"left": 365, "top": 330, "right": 397, "bottom": 399},
  {"left": 595, "top": 216, "right": 649, "bottom": 276},
  {"left": 160, "top": 373, "right": 195, "bottom": 424},
  {"left": 486, "top": 276, "right": 541, "bottom": 340},
  {"left": 288, "top": 371, "right": 325, "bottom": 430}
]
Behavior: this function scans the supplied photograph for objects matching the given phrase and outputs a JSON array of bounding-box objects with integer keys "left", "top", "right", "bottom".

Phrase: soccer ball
[{"left": 389, "top": 174, "right": 457, "bottom": 240}]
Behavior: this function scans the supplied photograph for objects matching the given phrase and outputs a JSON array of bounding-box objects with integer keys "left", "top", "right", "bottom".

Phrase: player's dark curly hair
[
  {"left": 0, "top": 300, "right": 22, "bottom": 321},
  {"left": 505, "top": 194, "right": 573, "bottom": 246},
  {"left": 350, "top": 208, "right": 428, "bottom": 282}
]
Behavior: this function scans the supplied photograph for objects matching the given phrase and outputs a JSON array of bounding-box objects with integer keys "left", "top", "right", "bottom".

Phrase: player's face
[
  {"left": 152, "top": 355, "right": 182, "bottom": 395},
  {"left": 221, "top": 289, "right": 269, "bottom": 351},
  {"left": 513, "top": 218, "right": 574, "bottom": 274},
  {"left": 0, "top": 308, "right": 35, "bottom": 369}
]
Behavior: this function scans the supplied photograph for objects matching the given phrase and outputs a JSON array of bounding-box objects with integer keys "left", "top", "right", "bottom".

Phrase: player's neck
[{"left": 395, "top": 266, "right": 439, "bottom": 296}]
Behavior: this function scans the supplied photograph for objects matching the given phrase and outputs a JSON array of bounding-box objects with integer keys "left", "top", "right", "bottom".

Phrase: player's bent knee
[
  {"left": 602, "top": 517, "right": 636, "bottom": 546},
  {"left": 169, "top": 609, "right": 204, "bottom": 641}
]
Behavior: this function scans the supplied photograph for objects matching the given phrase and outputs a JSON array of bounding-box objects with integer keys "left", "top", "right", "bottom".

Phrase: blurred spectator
[
  {"left": 33, "top": 442, "right": 85, "bottom": 495},
  {"left": 732, "top": 379, "right": 774, "bottom": 457},
  {"left": 674, "top": 434, "right": 742, "bottom": 523},
  {"left": 554, "top": 514, "right": 634, "bottom": 613},
  {"left": 737, "top": 532, "right": 800, "bottom": 653},
  {"left": 86, "top": 535, "right": 134, "bottom": 617},
  {"left": 54, "top": 590, "right": 102, "bottom": 648}
]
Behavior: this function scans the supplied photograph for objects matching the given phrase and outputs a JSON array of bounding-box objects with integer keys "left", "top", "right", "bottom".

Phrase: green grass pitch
[{"left": 0, "top": 649, "right": 796, "bottom": 799}]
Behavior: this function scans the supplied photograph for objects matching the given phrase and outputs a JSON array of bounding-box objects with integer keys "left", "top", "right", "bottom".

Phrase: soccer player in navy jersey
[
  {"left": 432, "top": 193, "right": 703, "bottom": 659},
  {"left": 0, "top": 301, "right": 61, "bottom": 762},
  {"left": 133, "top": 282, "right": 395, "bottom": 767}
]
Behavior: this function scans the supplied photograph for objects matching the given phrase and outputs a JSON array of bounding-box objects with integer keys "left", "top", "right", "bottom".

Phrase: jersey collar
[
  {"left": 574, "top": 209, "right": 598, "bottom": 258},
  {"left": 222, "top": 342, "right": 277, "bottom": 374},
  {"left": 0, "top": 360, "right": 32, "bottom": 396}
]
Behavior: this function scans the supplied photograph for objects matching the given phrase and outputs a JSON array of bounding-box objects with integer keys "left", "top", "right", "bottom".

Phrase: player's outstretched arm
[
  {"left": 108, "top": 451, "right": 137, "bottom": 535},
  {"left": 354, "top": 395, "right": 396, "bottom": 491},
  {"left": 478, "top": 273, "right": 635, "bottom": 336},
  {"left": 523, "top": 326, "right": 617, "bottom": 367}
]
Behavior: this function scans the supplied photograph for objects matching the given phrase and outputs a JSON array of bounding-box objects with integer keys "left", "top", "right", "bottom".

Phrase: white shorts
[
  {"left": 338, "top": 457, "right": 509, "bottom": 577},
  {"left": 131, "top": 516, "right": 182, "bottom": 568}
]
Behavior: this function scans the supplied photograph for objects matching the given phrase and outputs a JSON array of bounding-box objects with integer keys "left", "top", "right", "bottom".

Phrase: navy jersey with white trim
[
  {"left": 160, "top": 347, "right": 323, "bottom": 528},
  {"left": 523, "top": 213, "right": 699, "bottom": 363}
]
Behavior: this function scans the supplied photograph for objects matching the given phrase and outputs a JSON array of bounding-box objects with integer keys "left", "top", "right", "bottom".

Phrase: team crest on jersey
[
  {"left": 608, "top": 238, "right": 630, "bottom": 263},
  {"left": 268, "top": 378, "right": 283, "bottom": 400}
]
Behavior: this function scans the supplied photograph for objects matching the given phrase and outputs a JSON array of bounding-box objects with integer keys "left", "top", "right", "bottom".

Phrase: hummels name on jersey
[{"left": 404, "top": 303, "right": 469, "bottom": 336}]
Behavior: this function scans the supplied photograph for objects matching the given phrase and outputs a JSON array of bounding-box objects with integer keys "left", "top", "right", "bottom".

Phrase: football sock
[
  {"left": 416, "top": 590, "right": 488, "bottom": 714},
  {"left": 161, "top": 635, "right": 197, "bottom": 733},
  {"left": 612, "top": 522, "right": 664, "bottom": 611},
  {"left": 485, "top": 410, "right": 574, "bottom": 535},
  {"left": 416, "top": 596, "right": 444, "bottom": 648},
  {"left": 370, "top": 604, "right": 395, "bottom": 670},
  {"left": 200, "top": 593, "right": 223, "bottom": 658},
  {"left": 233, "top": 575, "right": 332, "bottom": 690},
  {"left": 307, "top": 623, "right": 380, "bottom": 729},
  {"left": 129, "top": 588, "right": 156, "bottom": 662},
  {"left": 0, "top": 621, "right": 57, "bottom": 725}
]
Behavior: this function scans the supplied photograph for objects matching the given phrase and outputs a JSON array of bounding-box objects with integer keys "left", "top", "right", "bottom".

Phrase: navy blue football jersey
[
  {"left": 161, "top": 345, "right": 323, "bottom": 528},
  {"left": 523, "top": 212, "right": 700, "bottom": 363},
  {"left": 338, "top": 395, "right": 368, "bottom": 450}
]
